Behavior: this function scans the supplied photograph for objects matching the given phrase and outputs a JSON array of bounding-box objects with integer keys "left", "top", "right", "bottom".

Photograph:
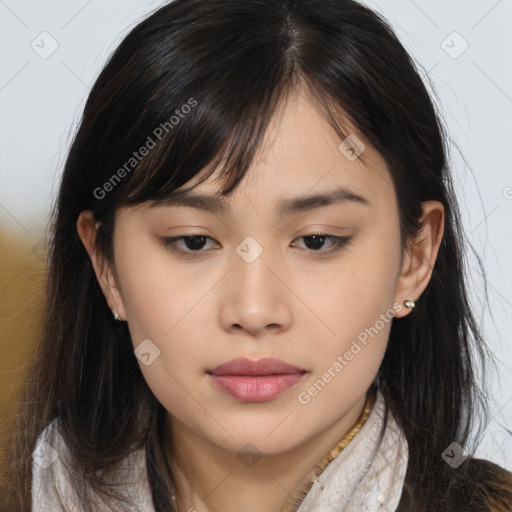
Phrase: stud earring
[
  {"left": 403, "top": 300, "right": 415, "bottom": 309},
  {"left": 112, "top": 310, "right": 123, "bottom": 321}
]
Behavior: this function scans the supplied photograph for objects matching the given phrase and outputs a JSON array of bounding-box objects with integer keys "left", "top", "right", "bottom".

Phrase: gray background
[{"left": 0, "top": 0, "right": 511, "bottom": 470}]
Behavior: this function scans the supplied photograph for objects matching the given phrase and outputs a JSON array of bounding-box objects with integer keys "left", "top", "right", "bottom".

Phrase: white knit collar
[
  {"left": 32, "top": 390, "right": 408, "bottom": 511},
  {"left": 296, "top": 389, "right": 409, "bottom": 512}
]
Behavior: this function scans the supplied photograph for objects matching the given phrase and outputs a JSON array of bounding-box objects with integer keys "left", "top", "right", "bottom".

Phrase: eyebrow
[{"left": 149, "top": 186, "right": 371, "bottom": 216}]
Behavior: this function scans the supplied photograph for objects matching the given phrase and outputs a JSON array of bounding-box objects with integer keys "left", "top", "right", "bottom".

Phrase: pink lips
[{"left": 207, "top": 357, "right": 306, "bottom": 402}]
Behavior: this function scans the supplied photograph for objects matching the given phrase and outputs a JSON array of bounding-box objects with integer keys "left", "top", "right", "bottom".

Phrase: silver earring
[
  {"left": 403, "top": 300, "right": 415, "bottom": 309},
  {"left": 113, "top": 310, "right": 122, "bottom": 321}
]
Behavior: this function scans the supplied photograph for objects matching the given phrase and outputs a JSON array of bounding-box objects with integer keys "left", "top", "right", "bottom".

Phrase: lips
[
  {"left": 207, "top": 357, "right": 307, "bottom": 402},
  {"left": 207, "top": 357, "right": 306, "bottom": 376}
]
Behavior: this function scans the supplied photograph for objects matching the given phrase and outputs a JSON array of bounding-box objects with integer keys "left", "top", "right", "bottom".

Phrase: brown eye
[
  {"left": 292, "top": 233, "right": 352, "bottom": 254},
  {"left": 162, "top": 232, "right": 352, "bottom": 259},
  {"left": 163, "top": 234, "right": 219, "bottom": 256}
]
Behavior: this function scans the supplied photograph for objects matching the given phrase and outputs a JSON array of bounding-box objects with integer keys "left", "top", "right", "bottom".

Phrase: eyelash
[{"left": 162, "top": 232, "right": 352, "bottom": 258}]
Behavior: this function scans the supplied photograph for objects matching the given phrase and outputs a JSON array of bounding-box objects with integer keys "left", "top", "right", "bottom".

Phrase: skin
[{"left": 77, "top": 87, "right": 444, "bottom": 512}]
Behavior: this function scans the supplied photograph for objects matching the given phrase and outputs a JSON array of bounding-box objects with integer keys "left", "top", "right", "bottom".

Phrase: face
[{"left": 79, "top": 90, "right": 438, "bottom": 459}]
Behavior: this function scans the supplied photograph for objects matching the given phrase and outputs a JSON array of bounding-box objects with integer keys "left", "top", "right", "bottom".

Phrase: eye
[
  {"left": 163, "top": 234, "right": 219, "bottom": 257},
  {"left": 162, "top": 232, "right": 352, "bottom": 257},
  {"left": 291, "top": 233, "right": 352, "bottom": 255}
]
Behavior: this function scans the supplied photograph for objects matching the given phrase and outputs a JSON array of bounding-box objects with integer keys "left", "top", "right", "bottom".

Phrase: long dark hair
[{"left": 2, "top": 0, "right": 511, "bottom": 511}]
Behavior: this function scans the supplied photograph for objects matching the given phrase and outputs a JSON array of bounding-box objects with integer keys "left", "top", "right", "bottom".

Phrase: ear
[
  {"left": 393, "top": 200, "right": 445, "bottom": 319},
  {"left": 76, "top": 210, "right": 127, "bottom": 321}
]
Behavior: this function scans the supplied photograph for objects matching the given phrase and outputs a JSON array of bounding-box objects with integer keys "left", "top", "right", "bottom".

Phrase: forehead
[
  {"left": 186, "top": 98, "right": 387, "bottom": 204},
  {"left": 128, "top": 89, "right": 396, "bottom": 217}
]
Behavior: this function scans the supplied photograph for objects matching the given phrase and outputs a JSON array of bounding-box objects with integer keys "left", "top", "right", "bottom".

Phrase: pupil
[
  {"left": 305, "top": 235, "right": 325, "bottom": 250},
  {"left": 185, "top": 236, "right": 207, "bottom": 250}
]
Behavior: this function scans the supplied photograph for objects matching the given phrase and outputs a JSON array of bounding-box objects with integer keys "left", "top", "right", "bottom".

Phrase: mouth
[
  {"left": 206, "top": 357, "right": 307, "bottom": 402},
  {"left": 207, "top": 357, "right": 306, "bottom": 376}
]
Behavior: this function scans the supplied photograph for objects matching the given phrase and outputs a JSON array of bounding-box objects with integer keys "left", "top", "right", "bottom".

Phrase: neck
[{"left": 164, "top": 392, "right": 373, "bottom": 512}]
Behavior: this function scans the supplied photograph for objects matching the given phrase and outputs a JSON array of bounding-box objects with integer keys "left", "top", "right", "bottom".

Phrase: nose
[{"left": 218, "top": 241, "right": 292, "bottom": 337}]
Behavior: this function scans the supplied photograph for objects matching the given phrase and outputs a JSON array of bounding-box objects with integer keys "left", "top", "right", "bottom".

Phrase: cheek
[
  {"left": 113, "top": 239, "right": 210, "bottom": 393},
  {"left": 114, "top": 237, "right": 195, "bottom": 339},
  {"left": 302, "top": 230, "right": 399, "bottom": 330},
  {"left": 297, "top": 229, "right": 400, "bottom": 380},
  {"left": 295, "top": 273, "right": 395, "bottom": 417}
]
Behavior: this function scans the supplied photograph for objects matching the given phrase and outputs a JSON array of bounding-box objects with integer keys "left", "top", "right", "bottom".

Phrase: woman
[{"left": 1, "top": 0, "right": 511, "bottom": 510}]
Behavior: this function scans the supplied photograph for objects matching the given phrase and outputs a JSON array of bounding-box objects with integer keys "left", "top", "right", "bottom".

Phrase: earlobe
[
  {"left": 76, "top": 210, "right": 127, "bottom": 321},
  {"left": 393, "top": 201, "right": 444, "bottom": 318}
]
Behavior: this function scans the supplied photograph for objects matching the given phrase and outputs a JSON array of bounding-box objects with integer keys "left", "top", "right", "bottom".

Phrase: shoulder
[
  {"left": 457, "top": 457, "right": 512, "bottom": 510},
  {"left": 31, "top": 419, "right": 154, "bottom": 512},
  {"left": 396, "top": 457, "right": 512, "bottom": 512}
]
